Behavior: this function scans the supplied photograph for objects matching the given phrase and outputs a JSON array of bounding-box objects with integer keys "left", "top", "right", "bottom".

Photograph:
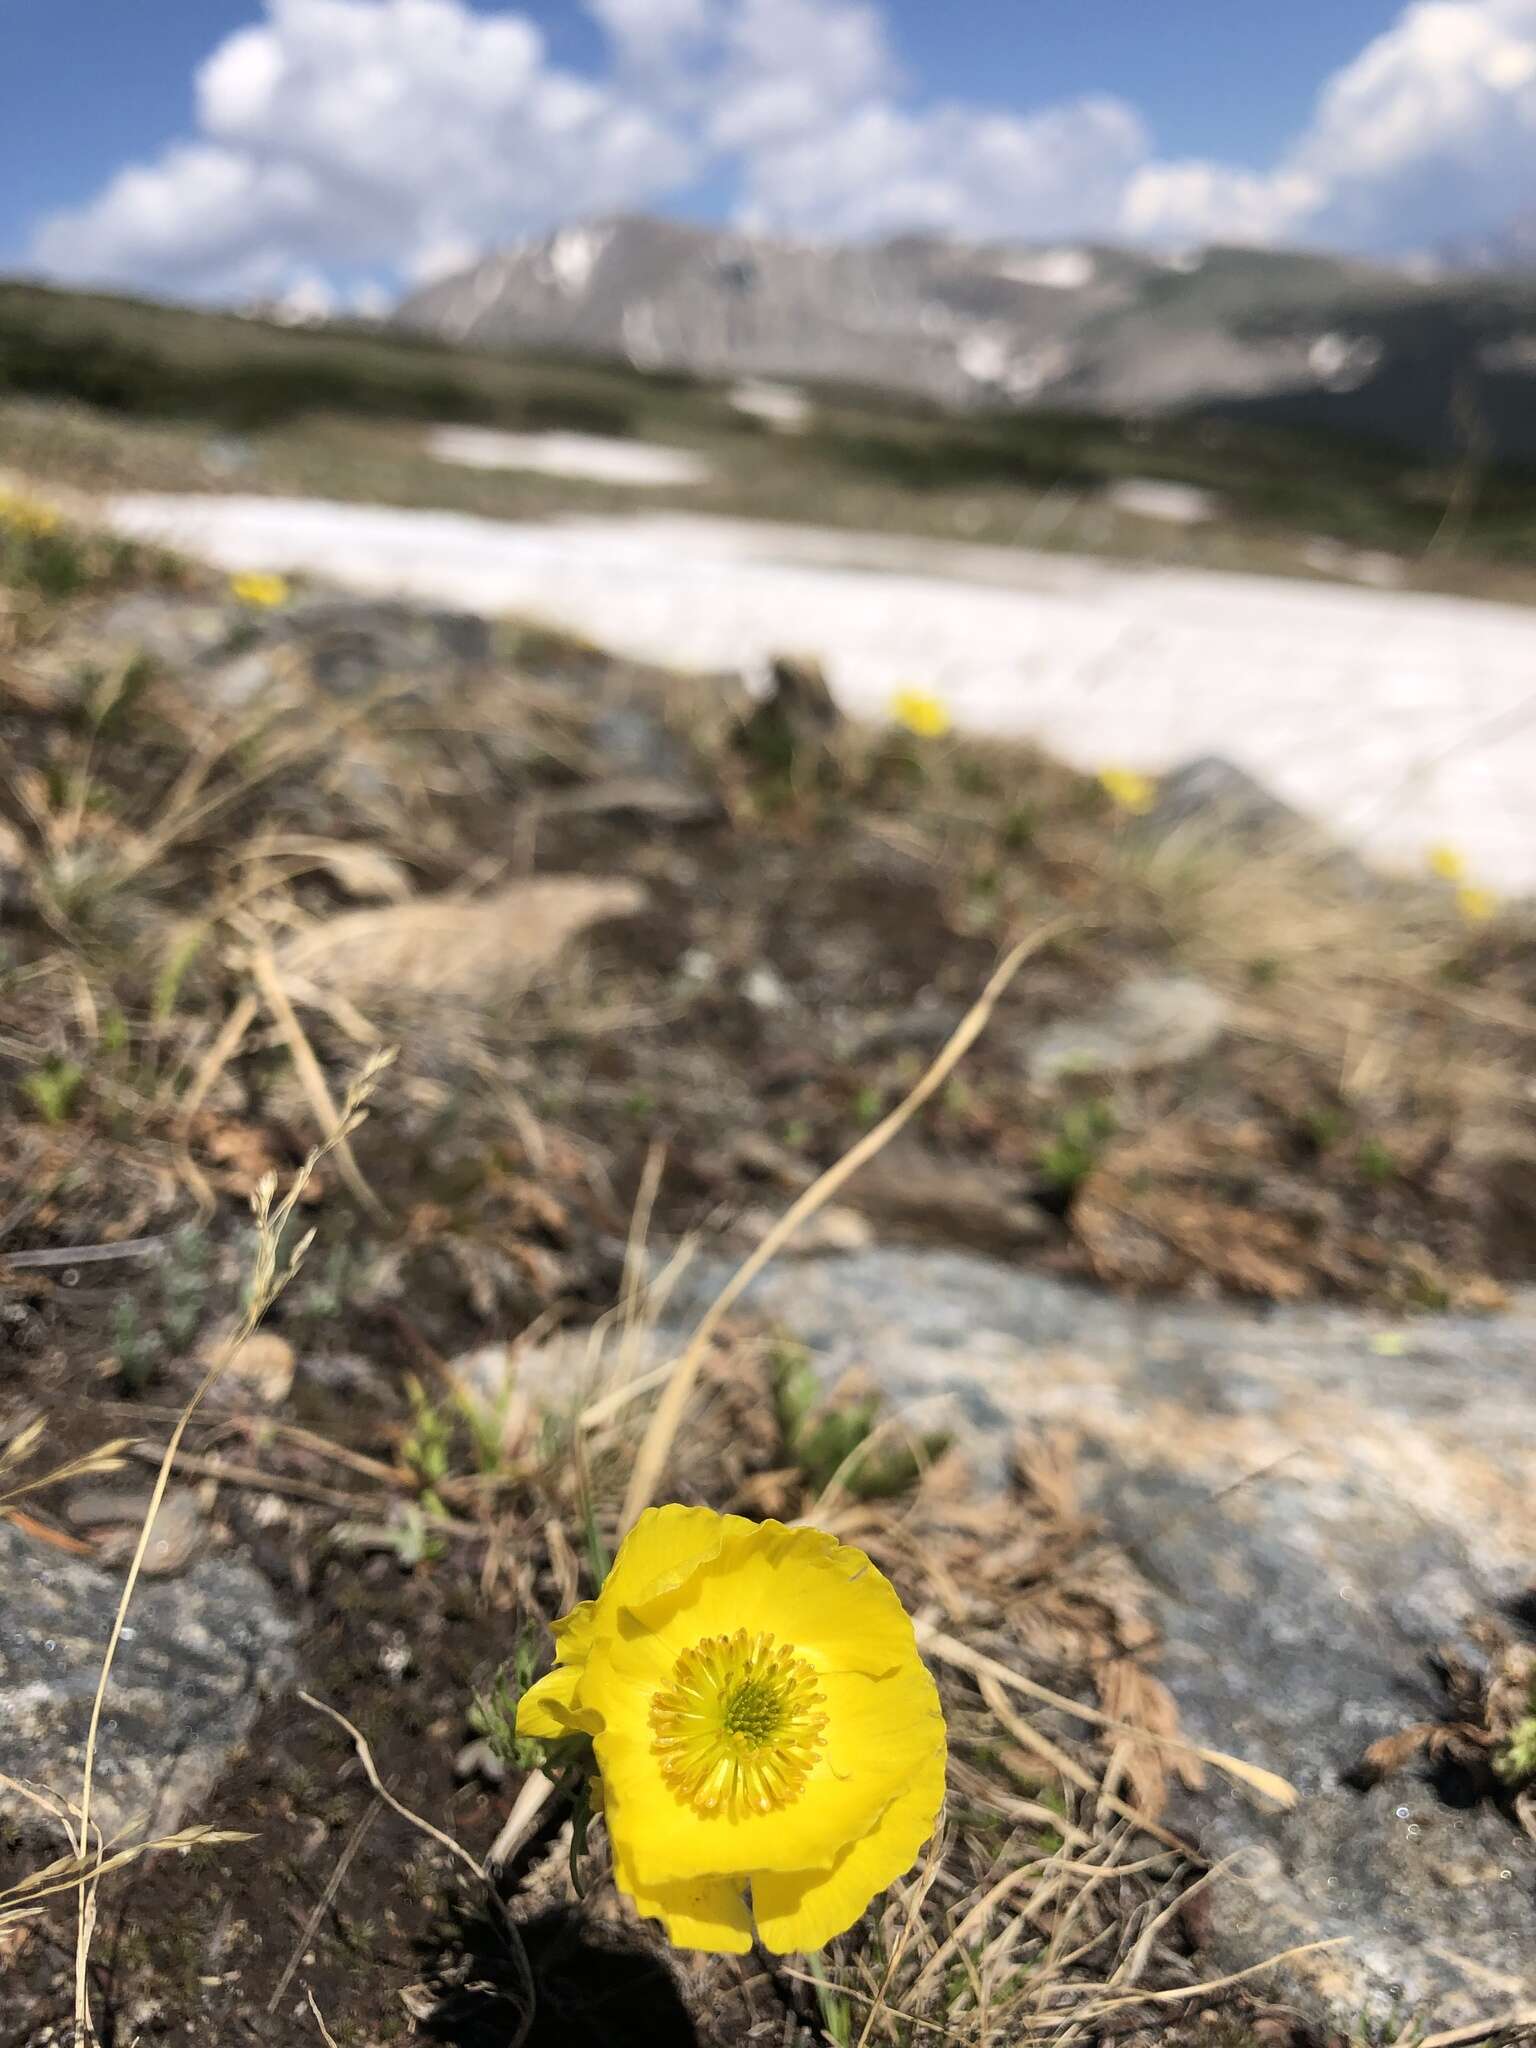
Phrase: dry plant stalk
[
  {"left": 69, "top": 1047, "right": 395, "bottom": 2045},
  {"left": 619, "top": 918, "right": 1078, "bottom": 1534},
  {"left": 924, "top": 1626, "right": 1298, "bottom": 1812}
]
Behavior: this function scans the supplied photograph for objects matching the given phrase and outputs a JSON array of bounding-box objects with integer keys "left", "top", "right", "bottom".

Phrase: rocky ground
[{"left": 2, "top": 497, "right": 1536, "bottom": 2046}]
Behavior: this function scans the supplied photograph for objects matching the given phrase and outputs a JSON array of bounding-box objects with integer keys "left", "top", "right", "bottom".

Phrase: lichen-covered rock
[{"left": 0, "top": 1521, "right": 294, "bottom": 1840}]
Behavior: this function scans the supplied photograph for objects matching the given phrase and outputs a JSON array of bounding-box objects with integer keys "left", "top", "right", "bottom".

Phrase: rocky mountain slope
[{"left": 397, "top": 214, "right": 1536, "bottom": 457}]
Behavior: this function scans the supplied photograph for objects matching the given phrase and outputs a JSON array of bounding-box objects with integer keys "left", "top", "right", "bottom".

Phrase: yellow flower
[
  {"left": 230, "top": 570, "right": 289, "bottom": 608},
  {"left": 518, "top": 1505, "right": 946, "bottom": 1955},
  {"left": 1426, "top": 843, "right": 1467, "bottom": 883},
  {"left": 1456, "top": 884, "right": 1497, "bottom": 925},
  {"left": 891, "top": 688, "right": 951, "bottom": 740},
  {"left": 0, "top": 491, "right": 61, "bottom": 537},
  {"left": 1098, "top": 766, "right": 1156, "bottom": 815}
]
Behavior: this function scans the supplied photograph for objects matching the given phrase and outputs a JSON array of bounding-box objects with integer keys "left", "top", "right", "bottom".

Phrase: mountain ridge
[{"left": 396, "top": 214, "right": 1536, "bottom": 459}]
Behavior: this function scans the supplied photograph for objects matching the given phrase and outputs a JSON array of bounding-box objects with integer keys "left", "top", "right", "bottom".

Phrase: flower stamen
[{"left": 650, "top": 1629, "right": 827, "bottom": 1820}]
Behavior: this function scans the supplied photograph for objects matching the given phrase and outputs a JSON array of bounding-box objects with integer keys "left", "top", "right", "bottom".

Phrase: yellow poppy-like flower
[
  {"left": 1098, "top": 765, "right": 1156, "bottom": 815},
  {"left": 891, "top": 688, "right": 951, "bottom": 740},
  {"left": 229, "top": 570, "right": 290, "bottom": 608},
  {"left": 0, "top": 491, "right": 61, "bottom": 537},
  {"left": 1456, "top": 883, "right": 1497, "bottom": 925},
  {"left": 517, "top": 1505, "right": 946, "bottom": 1955},
  {"left": 1426, "top": 842, "right": 1467, "bottom": 883}
]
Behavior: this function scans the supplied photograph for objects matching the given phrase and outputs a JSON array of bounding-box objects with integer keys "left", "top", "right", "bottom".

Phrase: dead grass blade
[
  {"left": 618, "top": 919, "right": 1077, "bottom": 1534},
  {"left": 980, "top": 1675, "right": 1194, "bottom": 1859},
  {"left": 926, "top": 1628, "right": 1298, "bottom": 1811},
  {"left": 1417, "top": 2014, "right": 1536, "bottom": 2048},
  {"left": 250, "top": 947, "right": 386, "bottom": 1219},
  {"left": 1058, "top": 1935, "right": 1349, "bottom": 2021},
  {"left": 305, "top": 1987, "right": 344, "bottom": 2048},
  {"left": 0, "top": 1441, "right": 134, "bottom": 1512},
  {"left": 266, "top": 1798, "right": 381, "bottom": 2016}
]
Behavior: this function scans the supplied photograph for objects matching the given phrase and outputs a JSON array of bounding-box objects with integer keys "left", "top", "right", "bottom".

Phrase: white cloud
[
  {"left": 742, "top": 97, "right": 1149, "bottom": 240},
  {"left": 1120, "top": 0, "right": 1536, "bottom": 248},
  {"left": 1119, "top": 163, "right": 1321, "bottom": 245},
  {"left": 34, "top": 0, "right": 693, "bottom": 297},
  {"left": 585, "top": 0, "right": 712, "bottom": 70},
  {"left": 27, "top": 0, "right": 1536, "bottom": 301},
  {"left": 706, "top": 0, "right": 893, "bottom": 148}
]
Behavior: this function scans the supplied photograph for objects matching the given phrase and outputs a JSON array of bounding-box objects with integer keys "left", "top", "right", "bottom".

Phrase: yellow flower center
[{"left": 650, "top": 1629, "right": 828, "bottom": 1820}]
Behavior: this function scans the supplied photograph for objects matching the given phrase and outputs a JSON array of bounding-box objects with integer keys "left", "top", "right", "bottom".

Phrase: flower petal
[
  {"left": 620, "top": 1519, "right": 928, "bottom": 1682},
  {"left": 600, "top": 1503, "right": 730, "bottom": 1624},
  {"left": 751, "top": 1735, "right": 947, "bottom": 1953},
  {"left": 611, "top": 1833, "right": 753, "bottom": 1954},
  {"left": 516, "top": 1663, "right": 601, "bottom": 1741},
  {"left": 552, "top": 1597, "right": 600, "bottom": 1666}
]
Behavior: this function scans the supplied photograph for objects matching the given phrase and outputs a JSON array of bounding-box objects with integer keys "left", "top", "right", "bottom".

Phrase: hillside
[
  {"left": 397, "top": 215, "right": 1536, "bottom": 460},
  {"left": 8, "top": 273, "right": 1536, "bottom": 601}
]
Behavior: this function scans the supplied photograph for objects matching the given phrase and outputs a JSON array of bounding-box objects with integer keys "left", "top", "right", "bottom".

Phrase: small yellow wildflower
[
  {"left": 229, "top": 570, "right": 290, "bottom": 608},
  {"left": 0, "top": 491, "right": 61, "bottom": 537},
  {"left": 518, "top": 1505, "right": 947, "bottom": 1954},
  {"left": 1456, "top": 884, "right": 1498, "bottom": 925},
  {"left": 1426, "top": 843, "right": 1467, "bottom": 883},
  {"left": 891, "top": 688, "right": 951, "bottom": 740},
  {"left": 1098, "top": 765, "right": 1157, "bottom": 815}
]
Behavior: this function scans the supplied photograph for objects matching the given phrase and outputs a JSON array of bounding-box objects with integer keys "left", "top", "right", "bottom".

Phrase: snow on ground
[
  {"left": 727, "top": 381, "right": 812, "bottom": 432},
  {"left": 1103, "top": 479, "right": 1221, "bottom": 527},
  {"left": 105, "top": 492, "right": 1536, "bottom": 893},
  {"left": 424, "top": 426, "right": 710, "bottom": 488}
]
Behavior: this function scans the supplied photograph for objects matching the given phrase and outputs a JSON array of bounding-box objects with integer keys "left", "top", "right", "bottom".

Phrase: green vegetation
[
  {"left": 8, "top": 277, "right": 1536, "bottom": 589},
  {"left": 0, "top": 281, "right": 654, "bottom": 437},
  {"left": 773, "top": 1343, "right": 950, "bottom": 1499},
  {"left": 1037, "top": 1098, "right": 1118, "bottom": 1196}
]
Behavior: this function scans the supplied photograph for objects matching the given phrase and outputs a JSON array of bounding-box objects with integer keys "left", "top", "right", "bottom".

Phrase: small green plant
[
  {"left": 22, "top": 1058, "right": 85, "bottom": 1125},
  {"left": 808, "top": 1954, "right": 854, "bottom": 2048},
  {"left": 852, "top": 1084, "right": 885, "bottom": 1128},
  {"left": 1301, "top": 1104, "right": 1348, "bottom": 1152},
  {"left": 1495, "top": 1681, "right": 1536, "bottom": 1786},
  {"left": 469, "top": 1640, "right": 550, "bottom": 1773},
  {"left": 952, "top": 757, "right": 996, "bottom": 799},
  {"left": 773, "top": 1343, "right": 948, "bottom": 1499},
  {"left": 941, "top": 1076, "right": 975, "bottom": 1118},
  {"left": 1037, "top": 1098, "right": 1117, "bottom": 1194},
  {"left": 152, "top": 925, "right": 209, "bottom": 1025},
  {"left": 1000, "top": 802, "right": 1037, "bottom": 850},
  {"left": 1357, "top": 1136, "right": 1399, "bottom": 1186},
  {"left": 401, "top": 1375, "right": 453, "bottom": 1515},
  {"left": 110, "top": 1298, "right": 162, "bottom": 1395},
  {"left": 159, "top": 1226, "right": 214, "bottom": 1349}
]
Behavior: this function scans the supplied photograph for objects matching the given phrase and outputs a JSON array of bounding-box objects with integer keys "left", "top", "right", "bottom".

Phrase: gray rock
[
  {"left": 0, "top": 1520, "right": 294, "bottom": 1841},
  {"left": 588, "top": 705, "right": 698, "bottom": 787},
  {"left": 87, "top": 592, "right": 235, "bottom": 673},
  {"left": 1142, "top": 755, "right": 1313, "bottom": 848},
  {"left": 1026, "top": 973, "right": 1230, "bottom": 1084},
  {"left": 276, "top": 596, "right": 490, "bottom": 695},
  {"left": 680, "top": 1247, "right": 1536, "bottom": 2032},
  {"left": 1140, "top": 755, "right": 1374, "bottom": 892}
]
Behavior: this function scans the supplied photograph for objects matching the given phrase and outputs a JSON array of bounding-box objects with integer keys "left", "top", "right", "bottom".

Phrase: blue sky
[{"left": 5, "top": 0, "right": 1533, "bottom": 302}]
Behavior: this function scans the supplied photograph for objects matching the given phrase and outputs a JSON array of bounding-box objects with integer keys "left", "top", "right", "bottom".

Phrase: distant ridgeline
[{"left": 397, "top": 214, "right": 1536, "bottom": 464}]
